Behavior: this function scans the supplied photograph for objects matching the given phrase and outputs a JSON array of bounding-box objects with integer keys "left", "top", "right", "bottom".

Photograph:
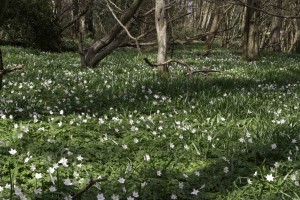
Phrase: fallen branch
[
  {"left": 0, "top": 64, "right": 24, "bottom": 76},
  {"left": 186, "top": 68, "right": 221, "bottom": 76},
  {"left": 143, "top": 57, "right": 188, "bottom": 67},
  {"left": 72, "top": 177, "right": 107, "bottom": 199},
  {"left": 144, "top": 57, "right": 220, "bottom": 76}
]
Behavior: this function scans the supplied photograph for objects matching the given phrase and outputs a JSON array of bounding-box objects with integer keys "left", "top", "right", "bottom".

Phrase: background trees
[{"left": 0, "top": 0, "right": 300, "bottom": 67}]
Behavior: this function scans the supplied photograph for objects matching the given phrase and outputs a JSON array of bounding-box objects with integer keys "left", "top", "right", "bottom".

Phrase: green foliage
[
  {"left": 1, "top": 0, "right": 62, "bottom": 51},
  {"left": 0, "top": 45, "right": 300, "bottom": 199}
]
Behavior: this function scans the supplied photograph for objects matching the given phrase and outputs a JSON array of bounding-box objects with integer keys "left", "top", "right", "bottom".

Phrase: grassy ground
[{"left": 0, "top": 44, "right": 300, "bottom": 199}]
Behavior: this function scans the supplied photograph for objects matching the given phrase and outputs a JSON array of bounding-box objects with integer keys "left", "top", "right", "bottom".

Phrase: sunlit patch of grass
[{"left": 0, "top": 44, "right": 300, "bottom": 199}]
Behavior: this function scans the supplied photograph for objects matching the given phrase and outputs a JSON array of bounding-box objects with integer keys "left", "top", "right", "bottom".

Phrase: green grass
[{"left": 0, "top": 44, "right": 300, "bottom": 199}]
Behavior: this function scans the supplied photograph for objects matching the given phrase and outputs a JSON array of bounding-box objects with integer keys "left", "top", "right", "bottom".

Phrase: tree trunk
[
  {"left": 243, "top": 0, "right": 260, "bottom": 61},
  {"left": 155, "top": 0, "right": 168, "bottom": 72},
  {"left": 0, "top": 48, "right": 3, "bottom": 89},
  {"left": 270, "top": 0, "right": 282, "bottom": 52},
  {"left": 80, "top": 0, "right": 144, "bottom": 67},
  {"left": 206, "top": 3, "right": 221, "bottom": 49},
  {"left": 72, "top": 0, "right": 80, "bottom": 38}
]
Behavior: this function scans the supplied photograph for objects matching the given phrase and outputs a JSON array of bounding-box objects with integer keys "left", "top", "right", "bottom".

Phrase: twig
[
  {"left": 72, "top": 177, "right": 107, "bottom": 199},
  {"left": 0, "top": 64, "right": 24, "bottom": 76}
]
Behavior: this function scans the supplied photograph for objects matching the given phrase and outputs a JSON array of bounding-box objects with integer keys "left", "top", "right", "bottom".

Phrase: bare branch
[
  {"left": 0, "top": 64, "right": 24, "bottom": 76},
  {"left": 143, "top": 58, "right": 188, "bottom": 67},
  {"left": 234, "top": 0, "right": 300, "bottom": 19},
  {"left": 72, "top": 177, "right": 107, "bottom": 199},
  {"left": 106, "top": 0, "right": 143, "bottom": 55}
]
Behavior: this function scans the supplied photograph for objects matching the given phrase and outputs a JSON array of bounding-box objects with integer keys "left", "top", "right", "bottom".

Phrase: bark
[
  {"left": 269, "top": 0, "right": 282, "bottom": 51},
  {"left": 155, "top": 0, "right": 168, "bottom": 72},
  {"left": 0, "top": 48, "right": 3, "bottom": 89},
  {"left": 243, "top": 0, "right": 260, "bottom": 61},
  {"left": 81, "top": 0, "right": 144, "bottom": 67},
  {"left": 206, "top": 3, "right": 221, "bottom": 49},
  {"left": 72, "top": 0, "right": 80, "bottom": 38}
]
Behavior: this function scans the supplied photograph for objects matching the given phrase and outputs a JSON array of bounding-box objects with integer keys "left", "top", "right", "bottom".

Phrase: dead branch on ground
[
  {"left": 0, "top": 64, "right": 24, "bottom": 76},
  {"left": 72, "top": 177, "right": 107, "bottom": 199},
  {"left": 143, "top": 58, "right": 221, "bottom": 76}
]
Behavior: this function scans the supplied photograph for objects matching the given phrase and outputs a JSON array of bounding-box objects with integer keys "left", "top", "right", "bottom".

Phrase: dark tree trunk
[
  {"left": 72, "top": 0, "right": 80, "bottom": 38},
  {"left": 243, "top": 0, "right": 261, "bottom": 61},
  {"left": 80, "top": 0, "right": 143, "bottom": 68},
  {"left": 0, "top": 48, "right": 3, "bottom": 89},
  {"left": 270, "top": 0, "right": 282, "bottom": 52}
]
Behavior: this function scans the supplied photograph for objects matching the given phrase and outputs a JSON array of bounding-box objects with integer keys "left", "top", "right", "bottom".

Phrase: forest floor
[{"left": 1, "top": 44, "right": 300, "bottom": 199}]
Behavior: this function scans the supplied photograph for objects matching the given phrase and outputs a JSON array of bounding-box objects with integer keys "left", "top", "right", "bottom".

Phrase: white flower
[
  {"left": 144, "top": 154, "right": 150, "bottom": 161},
  {"left": 169, "top": 143, "right": 175, "bottom": 148},
  {"left": 58, "top": 157, "right": 68, "bottom": 167},
  {"left": 184, "top": 144, "right": 190, "bottom": 150},
  {"left": 127, "top": 196, "right": 134, "bottom": 200},
  {"left": 0, "top": 186, "right": 3, "bottom": 192},
  {"left": 118, "top": 177, "right": 125, "bottom": 184},
  {"left": 111, "top": 194, "right": 119, "bottom": 200},
  {"left": 247, "top": 178, "right": 252, "bottom": 185},
  {"left": 157, "top": 170, "right": 162, "bottom": 176},
  {"left": 224, "top": 167, "right": 229, "bottom": 174},
  {"left": 191, "top": 188, "right": 199, "bottom": 195},
  {"left": 77, "top": 155, "right": 83, "bottom": 161},
  {"left": 271, "top": 143, "right": 277, "bottom": 149},
  {"left": 207, "top": 135, "right": 212, "bottom": 141},
  {"left": 64, "top": 178, "right": 72, "bottom": 185},
  {"left": 24, "top": 156, "right": 32, "bottom": 163},
  {"left": 34, "top": 188, "right": 42, "bottom": 195},
  {"left": 141, "top": 181, "right": 147, "bottom": 188},
  {"left": 265, "top": 174, "right": 274, "bottom": 182},
  {"left": 171, "top": 194, "right": 177, "bottom": 199},
  {"left": 48, "top": 167, "right": 55, "bottom": 174},
  {"left": 49, "top": 186, "right": 56, "bottom": 192},
  {"left": 9, "top": 148, "right": 17, "bottom": 155},
  {"left": 35, "top": 173, "right": 43, "bottom": 179},
  {"left": 97, "top": 193, "right": 105, "bottom": 200},
  {"left": 253, "top": 171, "right": 258, "bottom": 177},
  {"left": 291, "top": 174, "right": 297, "bottom": 181},
  {"left": 132, "top": 191, "right": 139, "bottom": 198},
  {"left": 195, "top": 171, "right": 200, "bottom": 176},
  {"left": 179, "top": 182, "right": 184, "bottom": 189}
]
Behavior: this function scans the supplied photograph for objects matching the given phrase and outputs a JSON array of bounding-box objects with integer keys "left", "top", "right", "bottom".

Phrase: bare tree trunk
[
  {"left": 0, "top": 48, "right": 3, "bottom": 89},
  {"left": 270, "top": 0, "right": 282, "bottom": 51},
  {"left": 155, "top": 0, "right": 168, "bottom": 72},
  {"left": 206, "top": 2, "right": 221, "bottom": 49},
  {"left": 80, "top": 0, "right": 143, "bottom": 67},
  {"left": 72, "top": 0, "right": 80, "bottom": 38},
  {"left": 243, "top": 0, "right": 260, "bottom": 61},
  {"left": 85, "top": 2, "right": 95, "bottom": 39}
]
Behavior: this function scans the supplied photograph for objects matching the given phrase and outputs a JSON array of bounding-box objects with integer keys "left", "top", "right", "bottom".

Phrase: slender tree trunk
[
  {"left": 85, "top": 3, "right": 95, "bottom": 39},
  {"left": 0, "top": 48, "right": 3, "bottom": 89},
  {"left": 155, "top": 0, "right": 168, "bottom": 72},
  {"left": 72, "top": 0, "right": 80, "bottom": 38},
  {"left": 206, "top": 2, "right": 221, "bottom": 49},
  {"left": 270, "top": 0, "right": 282, "bottom": 51},
  {"left": 243, "top": 0, "right": 260, "bottom": 61}
]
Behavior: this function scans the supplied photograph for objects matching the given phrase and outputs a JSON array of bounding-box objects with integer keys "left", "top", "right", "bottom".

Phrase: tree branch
[
  {"left": 234, "top": 0, "right": 300, "bottom": 19},
  {"left": 72, "top": 177, "right": 107, "bottom": 199},
  {"left": 0, "top": 64, "right": 24, "bottom": 76}
]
